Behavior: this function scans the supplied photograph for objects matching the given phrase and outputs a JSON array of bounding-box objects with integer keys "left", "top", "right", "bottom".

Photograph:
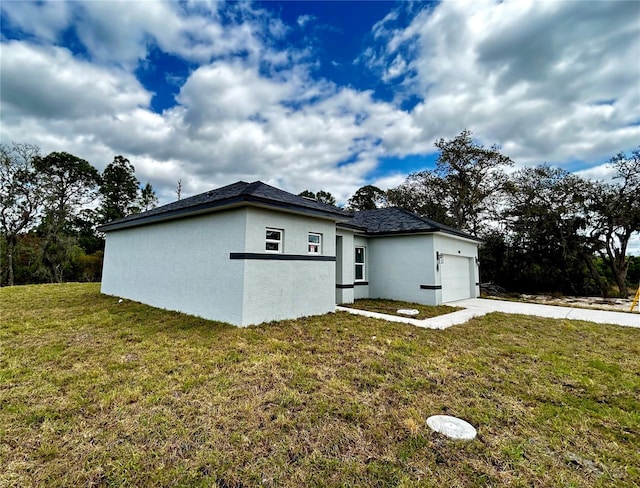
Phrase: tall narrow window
[
  {"left": 265, "top": 228, "right": 283, "bottom": 253},
  {"left": 355, "top": 246, "right": 365, "bottom": 281},
  {"left": 308, "top": 233, "right": 322, "bottom": 254}
]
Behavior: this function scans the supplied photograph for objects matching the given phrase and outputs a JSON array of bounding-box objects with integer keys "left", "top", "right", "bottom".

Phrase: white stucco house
[{"left": 99, "top": 181, "right": 481, "bottom": 326}]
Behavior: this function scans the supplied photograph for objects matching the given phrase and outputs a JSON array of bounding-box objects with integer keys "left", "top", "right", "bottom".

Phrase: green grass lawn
[
  {"left": 341, "top": 298, "right": 461, "bottom": 319},
  {"left": 1, "top": 283, "right": 639, "bottom": 487}
]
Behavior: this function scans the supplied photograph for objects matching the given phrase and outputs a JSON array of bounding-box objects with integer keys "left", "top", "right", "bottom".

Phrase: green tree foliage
[
  {"left": 627, "top": 256, "right": 640, "bottom": 286},
  {"left": 390, "top": 137, "right": 638, "bottom": 296},
  {"left": 298, "top": 190, "right": 316, "bottom": 199},
  {"left": 35, "top": 152, "right": 100, "bottom": 221},
  {"left": 100, "top": 155, "right": 140, "bottom": 223},
  {"left": 0, "top": 143, "right": 44, "bottom": 285},
  {"left": 9, "top": 232, "right": 49, "bottom": 284},
  {"left": 387, "top": 171, "right": 454, "bottom": 227},
  {"left": 478, "top": 156, "right": 639, "bottom": 297},
  {"left": 139, "top": 182, "right": 159, "bottom": 211},
  {"left": 316, "top": 190, "right": 336, "bottom": 206},
  {"left": 2, "top": 139, "right": 637, "bottom": 297},
  {"left": 1, "top": 146, "right": 151, "bottom": 286},
  {"left": 587, "top": 149, "right": 640, "bottom": 297},
  {"left": 433, "top": 130, "right": 513, "bottom": 234},
  {"left": 9, "top": 229, "right": 104, "bottom": 285},
  {"left": 477, "top": 230, "right": 508, "bottom": 286},
  {"left": 298, "top": 190, "right": 337, "bottom": 206},
  {"left": 347, "top": 185, "right": 386, "bottom": 211},
  {"left": 69, "top": 209, "right": 104, "bottom": 255},
  {"left": 388, "top": 130, "right": 512, "bottom": 234},
  {"left": 34, "top": 151, "right": 101, "bottom": 282},
  {"left": 500, "top": 165, "right": 598, "bottom": 295}
]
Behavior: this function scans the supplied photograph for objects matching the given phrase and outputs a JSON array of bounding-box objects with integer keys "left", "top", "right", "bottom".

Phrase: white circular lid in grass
[
  {"left": 427, "top": 415, "right": 477, "bottom": 440},
  {"left": 397, "top": 308, "right": 420, "bottom": 316}
]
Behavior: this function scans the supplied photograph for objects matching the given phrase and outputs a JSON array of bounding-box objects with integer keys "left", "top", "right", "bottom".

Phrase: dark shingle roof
[
  {"left": 99, "top": 180, "right": 480, "bottom": 241},
  {"left": 342, "top": 207, "right": 481, "bottom": 241},
  {"left": 99, "top": 180, "right": 350, "bottom": 232}
]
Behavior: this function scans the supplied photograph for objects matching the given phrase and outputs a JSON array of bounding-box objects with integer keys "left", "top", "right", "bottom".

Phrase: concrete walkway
[{"left": 336, "top": 298, "right": 640, "bottom": 330}]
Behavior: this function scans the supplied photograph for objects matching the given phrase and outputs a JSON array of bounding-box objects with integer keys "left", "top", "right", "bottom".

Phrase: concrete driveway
[{"left": 336, "top": 298, "right": 640, "bottom": 330}]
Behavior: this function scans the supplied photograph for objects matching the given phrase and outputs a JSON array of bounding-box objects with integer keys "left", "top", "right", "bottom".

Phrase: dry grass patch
[
  {"left": 1, "top": 283, "right": 639, "bottom": 487},
  {"left": 343, "top": 298, "right": 461, "bottom": 319}
]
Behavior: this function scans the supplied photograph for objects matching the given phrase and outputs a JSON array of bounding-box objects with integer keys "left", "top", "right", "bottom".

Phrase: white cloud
[
  {"left": 382, "top": 54, "right": 407, "bottom": 82},
  {"left": 0, "top": 0, "right": 275, "bottom": 67},
  {"left": 0, "top": 0, "right": 70, "bottom": 41},
  {"left": 371, "top": 0, "right": 640, "bottom": 167},
  {"left": 2, "top": 0, "right": 639, "bottom": 210},
  {"left": 0, "top": 39, "right": 422, "bottom": 205},
  {"left": 574, "top": 163, "right": 616, "bottom": 183},
  {"left": 177, "top": 62, "right": 292, "bottom": 125},
  {"left": 297, "top": 14, "right": 315, "bottom": 27},
  {"left": 0, "top": 42, "right": 150, "bottom": 121}
]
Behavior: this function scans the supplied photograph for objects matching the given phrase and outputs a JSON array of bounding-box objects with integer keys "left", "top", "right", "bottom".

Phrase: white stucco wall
[
  {"left": 240, "top": 207, "right": 337, "bottom": 325},
  {"left": 348, "top": 232, "right": 480, "bottom": 305},
  {"left": 335, "top": 229, "right": 355, "bottom": 304},
  {"left": 242, "top": 260, "right": 335, "bottom": 324},
  {"left": 243, "top": 207, "right": 336, "bottom": 255},
  {"left": 102, "top": 205, "right": 343, "bottom": 326},
  {"left": 101, "top": 203, "right": 480, "bottom": 325},
  {"left": 367, "top": 234, "right": 437, "bottom": 305},
  {"left": 101, "top": 209, "right": 247, "bottom": 324}
]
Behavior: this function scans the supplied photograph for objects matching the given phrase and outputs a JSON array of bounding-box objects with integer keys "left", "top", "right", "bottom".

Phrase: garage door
[{"left": 441, "top": 255, "right": 472, "bottom": 303}]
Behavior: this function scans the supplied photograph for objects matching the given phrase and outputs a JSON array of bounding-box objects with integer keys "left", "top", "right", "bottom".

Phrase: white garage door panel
[{"left": 441, "top": 255, "right": 471, "bottom": 302}]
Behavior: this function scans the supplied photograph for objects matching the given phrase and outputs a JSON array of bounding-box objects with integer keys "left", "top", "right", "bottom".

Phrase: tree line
[
  {"left": 1, "top": 143, "right": 157, "bottom": 286},
  {"left": 302, "top": 131, "right": 640, "bottom": 298},
  {"left": 3, "top": 135, "right": 639, "bottom": 296}
]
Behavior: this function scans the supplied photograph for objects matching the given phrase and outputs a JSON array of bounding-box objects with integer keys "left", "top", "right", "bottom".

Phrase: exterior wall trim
[
  {"left": 336, "top": 284, "right": 355, "bottom": 289},
  {"left": 354, "top": 281, "right": 369, "bottom": 286},
  {"left": 230, "top": 252, "right": 336, "bottom": 261},
  {"left": 362, "top": 230, "right": 482, "bottom": 243}
]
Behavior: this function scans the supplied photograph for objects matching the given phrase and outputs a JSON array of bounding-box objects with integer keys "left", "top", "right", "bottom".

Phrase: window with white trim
[
  {"left": 355, "top": 246, "right": 366, "bottom": 281},
  {"left": 265, "top": 228, "right": 283, "bottom": 253},
  {"left": 308, "top": 232, "right": 322, "bottom": 254}
]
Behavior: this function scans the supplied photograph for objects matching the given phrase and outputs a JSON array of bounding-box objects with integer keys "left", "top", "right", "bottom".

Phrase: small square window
[
  {"left": 308, "top": 233, "right": 322, "bottom": 254},
  {"left": 266, "top": 228, "right": 282, "bottom": 253}
]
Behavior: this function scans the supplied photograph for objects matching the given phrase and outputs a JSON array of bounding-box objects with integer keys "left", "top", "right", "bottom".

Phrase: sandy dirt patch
[{"left": 519, "top": 294, "right": 636, "bottom": 313}]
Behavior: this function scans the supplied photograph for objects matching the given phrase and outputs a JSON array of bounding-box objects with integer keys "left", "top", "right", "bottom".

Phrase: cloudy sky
[{"left": 1, "top": 0, "right": 639, "bottom": 209}]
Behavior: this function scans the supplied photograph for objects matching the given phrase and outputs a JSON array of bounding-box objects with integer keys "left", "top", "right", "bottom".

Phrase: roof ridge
[
  {"left": 203, "top": 180, "right": 247, "bottom": 196},
  {"left": 381, "top": 206, "right": 442, "bottom": 226},
  {"left": 364, "top": 206, "right": 432, "bottom": 222},
  {"left": 240, "top": 180, "right": 264, "bottom": 195},
  {"left": 394, "top": 207, "right": 425, "bottom": 218}
]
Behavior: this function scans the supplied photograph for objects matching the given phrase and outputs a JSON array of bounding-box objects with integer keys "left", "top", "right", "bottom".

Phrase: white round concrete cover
[
  {"left": 427, "top": 415, "right": 477, "bottom": 440},
  {"left": 397, "top": 308, "right": 420, "bottom": 316}
]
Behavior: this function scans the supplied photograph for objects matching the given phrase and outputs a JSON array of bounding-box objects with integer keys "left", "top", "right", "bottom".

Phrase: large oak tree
[{"left": 388, "top": 130, "right": 512, "bottom": 235}]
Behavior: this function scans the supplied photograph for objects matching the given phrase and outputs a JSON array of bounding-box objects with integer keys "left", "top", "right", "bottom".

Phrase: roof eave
[
  {"left": 363, "top": 229, "right": 437, "bottom": 237},
  {"left": 245, "top": 196, "right": 350, "bottom": 221},
  {"left": 351, "top": 228, "right": 483, "bottom": 242},
  {"left": 435, "top": 230, "right": 484, "bottom": 243}
]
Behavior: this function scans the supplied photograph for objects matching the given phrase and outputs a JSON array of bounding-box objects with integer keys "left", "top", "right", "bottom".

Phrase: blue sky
[{"left": 1, "top": 0, "right": 639, "bottom": 211}]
